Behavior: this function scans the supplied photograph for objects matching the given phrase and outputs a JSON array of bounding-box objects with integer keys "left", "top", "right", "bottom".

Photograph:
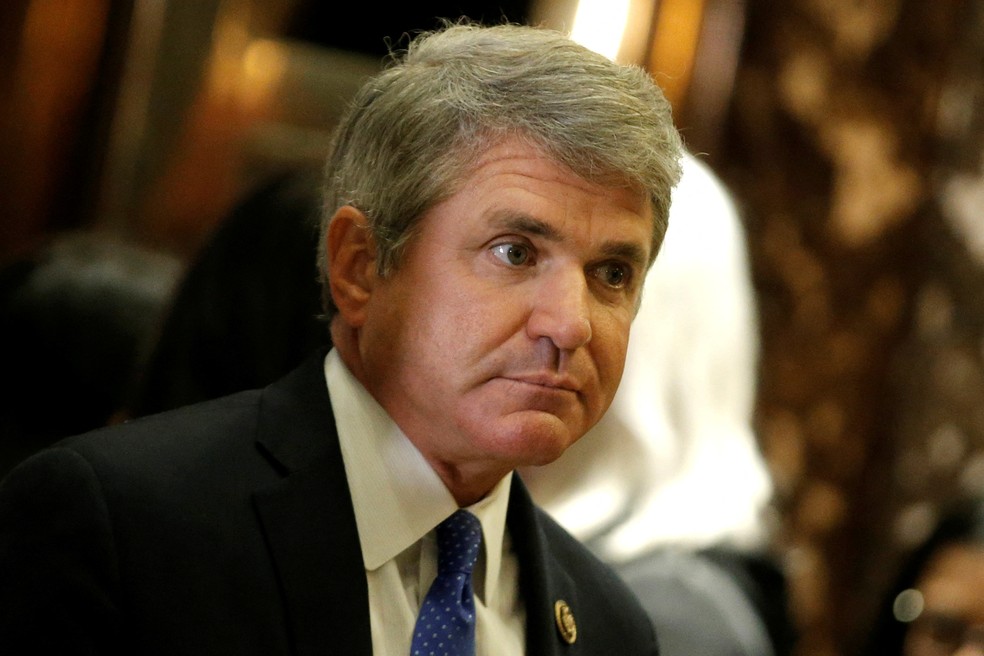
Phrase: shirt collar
[{"left": 324, "top": 349, "right": 512, "bottom": 591}]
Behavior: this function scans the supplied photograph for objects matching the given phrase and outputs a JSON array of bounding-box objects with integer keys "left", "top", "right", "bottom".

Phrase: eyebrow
[{"left": 491, "top": 210, "right": 651, "bottom": 269}]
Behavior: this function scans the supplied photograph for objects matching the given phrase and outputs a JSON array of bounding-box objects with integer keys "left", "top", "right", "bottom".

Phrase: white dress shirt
[{"left": 324, "top": 350, "right": 526, "bottom": 655}]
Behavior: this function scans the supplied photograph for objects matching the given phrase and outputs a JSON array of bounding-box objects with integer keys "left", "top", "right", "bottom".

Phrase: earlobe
[{"left": 326, "top": 205, "right": 376, "bottom": 326}]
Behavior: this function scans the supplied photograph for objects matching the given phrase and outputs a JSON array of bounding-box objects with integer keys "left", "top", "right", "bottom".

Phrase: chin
[{"left": 483, "top": 411, "right": 583, "bottom": 468}]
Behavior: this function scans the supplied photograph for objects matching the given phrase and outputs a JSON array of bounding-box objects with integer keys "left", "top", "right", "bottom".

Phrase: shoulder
[
  {"left": 0, "top": 389, "right": 274, "bottom": 520},
  {"left": 541, "top": 509, "right": 658, "bottom": 652},
  {"left": 2, "top": 350, "right": 334, "bottom": 507},
  {"left": 534, "top": 505, "right": 642, "bottom": 601},
  {"left": 65, "top": 389, "right": 266, "bottom": 474},
  {"left": 509, "top": 485, "right": 657, "bottom": 654}
]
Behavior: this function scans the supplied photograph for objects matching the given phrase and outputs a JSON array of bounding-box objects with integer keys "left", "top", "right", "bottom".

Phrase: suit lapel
[
  {"left": 508, "top": 478, "right": 582, "bottom": 656},
  {"left": 251, "top": 352, "right": 372, "bottom": 655}
]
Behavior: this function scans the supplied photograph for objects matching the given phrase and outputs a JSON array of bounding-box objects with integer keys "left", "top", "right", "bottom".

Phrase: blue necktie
[{"left": 410, "top": 510, "right": 483, "bottom": 656}]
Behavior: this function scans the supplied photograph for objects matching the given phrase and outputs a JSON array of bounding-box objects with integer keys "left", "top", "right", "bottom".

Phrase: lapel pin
[{"left": 554, "top": 599, "right": 577, "bottom": 644}]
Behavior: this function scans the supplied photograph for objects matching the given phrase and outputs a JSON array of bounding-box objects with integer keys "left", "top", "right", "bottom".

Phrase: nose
[{"left": 526, "top": 266, "right": 592, "bottom": 351}]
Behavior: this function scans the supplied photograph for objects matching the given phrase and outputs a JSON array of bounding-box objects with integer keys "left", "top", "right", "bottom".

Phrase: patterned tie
[{"left": 410, "top": 510, "right": 483, "bottom": 656}]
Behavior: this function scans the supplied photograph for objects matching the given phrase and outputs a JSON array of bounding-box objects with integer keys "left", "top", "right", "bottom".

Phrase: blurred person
[
  {"left": 123, "top": 169, "right": 329, "bottom": 417},
  {"left": 0, "top": 21, "right": 683, "bottom": 655},
  {"left": 525, "top": 154, "right": 770, "bottom": 551},
  {"left": 0, "top": 232, "right": 180, "bottom": 475},
  {"left": 523, "top": 153, "right": 788, "bottom": 656},
  {"left": 862, "top": 496, "right": 984, "bottom": 656}
]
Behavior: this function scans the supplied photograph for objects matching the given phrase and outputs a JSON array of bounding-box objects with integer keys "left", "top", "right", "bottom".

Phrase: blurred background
[{"left": 2, "top": 1, "right": 984, "bottom": 655}]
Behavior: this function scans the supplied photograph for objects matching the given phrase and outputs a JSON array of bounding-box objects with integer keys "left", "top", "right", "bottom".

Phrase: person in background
[
  {"left": 124, "top": 169, "right": 329, "bottom": 417},
  {"left": 523, "top": 152, "right": 790, "bottom": 656},
  {"left": 0, "top": 21, "right": 683, "bottom": 654},
  {"left": 862, "top": 496, "right": 984, "bottom": 656},
  {"left": 0, "top": 233, "right": 180, "bottom": 475}
]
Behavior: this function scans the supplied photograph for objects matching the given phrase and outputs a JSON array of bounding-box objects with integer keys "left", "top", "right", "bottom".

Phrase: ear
[{"left": 326, "top": 205, "right": 377, "bottom": 327}]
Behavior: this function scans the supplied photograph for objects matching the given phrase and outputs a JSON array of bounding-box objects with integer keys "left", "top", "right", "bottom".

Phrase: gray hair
[{"left": 318, "top": 21, "right": 683, "bottom": 316}]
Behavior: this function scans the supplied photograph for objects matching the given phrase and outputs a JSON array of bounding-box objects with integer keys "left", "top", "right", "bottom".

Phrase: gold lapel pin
[{"left": 554, "top": 599, "right": 577, "bottom": 644}]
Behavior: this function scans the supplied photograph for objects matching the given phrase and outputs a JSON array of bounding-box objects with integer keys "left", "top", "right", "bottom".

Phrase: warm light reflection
[
  {"left": 942, "top": 172, "right": 984, "bottom": 266},
  {"left": 571, "top": 0, "right": 631, "bottom": 60},
  {"left": 240, "top": 38, "right": 288, "bottom": 110},
  {"left": 648, "top": 0, "right": 705, "bottom": 110},
  {"left": 210, "top": 16, "right": 250, "bottom": 98}
]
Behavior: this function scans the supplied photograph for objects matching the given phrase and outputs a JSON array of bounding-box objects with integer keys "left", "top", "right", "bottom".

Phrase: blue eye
[{"left": 491, "top": 243, "right": 532, "bottom": 266}]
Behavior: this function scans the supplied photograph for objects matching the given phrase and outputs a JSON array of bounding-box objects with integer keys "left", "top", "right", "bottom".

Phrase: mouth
[
  {"left": 481, "top": 373, "right": 591, "bottom": 423},
  {"left": 499, "top": 373, "right": 581, "bottom": 394}
]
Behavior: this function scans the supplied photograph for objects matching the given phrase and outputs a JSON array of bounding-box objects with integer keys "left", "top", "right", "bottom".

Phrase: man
[{"left": 0, "top": 21, "right": 682, "bottom": 655}]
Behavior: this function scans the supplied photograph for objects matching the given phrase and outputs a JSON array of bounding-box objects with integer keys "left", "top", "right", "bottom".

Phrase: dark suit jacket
[{"left": 0, "top": 352, "right": 658, "bottom": 655}]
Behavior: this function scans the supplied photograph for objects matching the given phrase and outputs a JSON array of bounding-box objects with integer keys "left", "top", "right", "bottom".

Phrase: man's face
[
  {"left": 355, "top": 139, "right": 654, "bottom": 488},
  {"left": 904, "top": 543, "right": 984, "bottom": 656}
]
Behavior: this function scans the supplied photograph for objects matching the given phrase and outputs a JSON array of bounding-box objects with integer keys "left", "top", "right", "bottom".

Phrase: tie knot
[{"left": 436, "top": 510, "right": 482, "bottom": 575}]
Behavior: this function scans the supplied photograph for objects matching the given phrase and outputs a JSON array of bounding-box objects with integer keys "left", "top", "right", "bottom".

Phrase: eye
[
  {"left": 490, "top": 243, "right": 533, "bottom": 266},
  {"left": 592, "top": 261, "right": 632, "bottom": 289}
]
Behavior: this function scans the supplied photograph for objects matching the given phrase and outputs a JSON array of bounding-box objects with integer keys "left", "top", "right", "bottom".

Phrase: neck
[
  {"left": 332, "top": 320, "right": 508, "bottom": 507},
  {"left": 429, "top": 458, "right": 508, "bottom": 507}
]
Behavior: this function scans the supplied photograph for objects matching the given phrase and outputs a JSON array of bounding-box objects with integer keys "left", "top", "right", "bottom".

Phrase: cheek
[
  {"left": 579, "top": 321, "right": 631, "bottom": 425},
  {"left": 436, "top": 282, "right": 529, "bottom": 351},
  {"left": 389, "top": 286, "right": 501, "bottom": 387},
  {"left": 593, "top": 315, "right": 632, "bottom": 383}
]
